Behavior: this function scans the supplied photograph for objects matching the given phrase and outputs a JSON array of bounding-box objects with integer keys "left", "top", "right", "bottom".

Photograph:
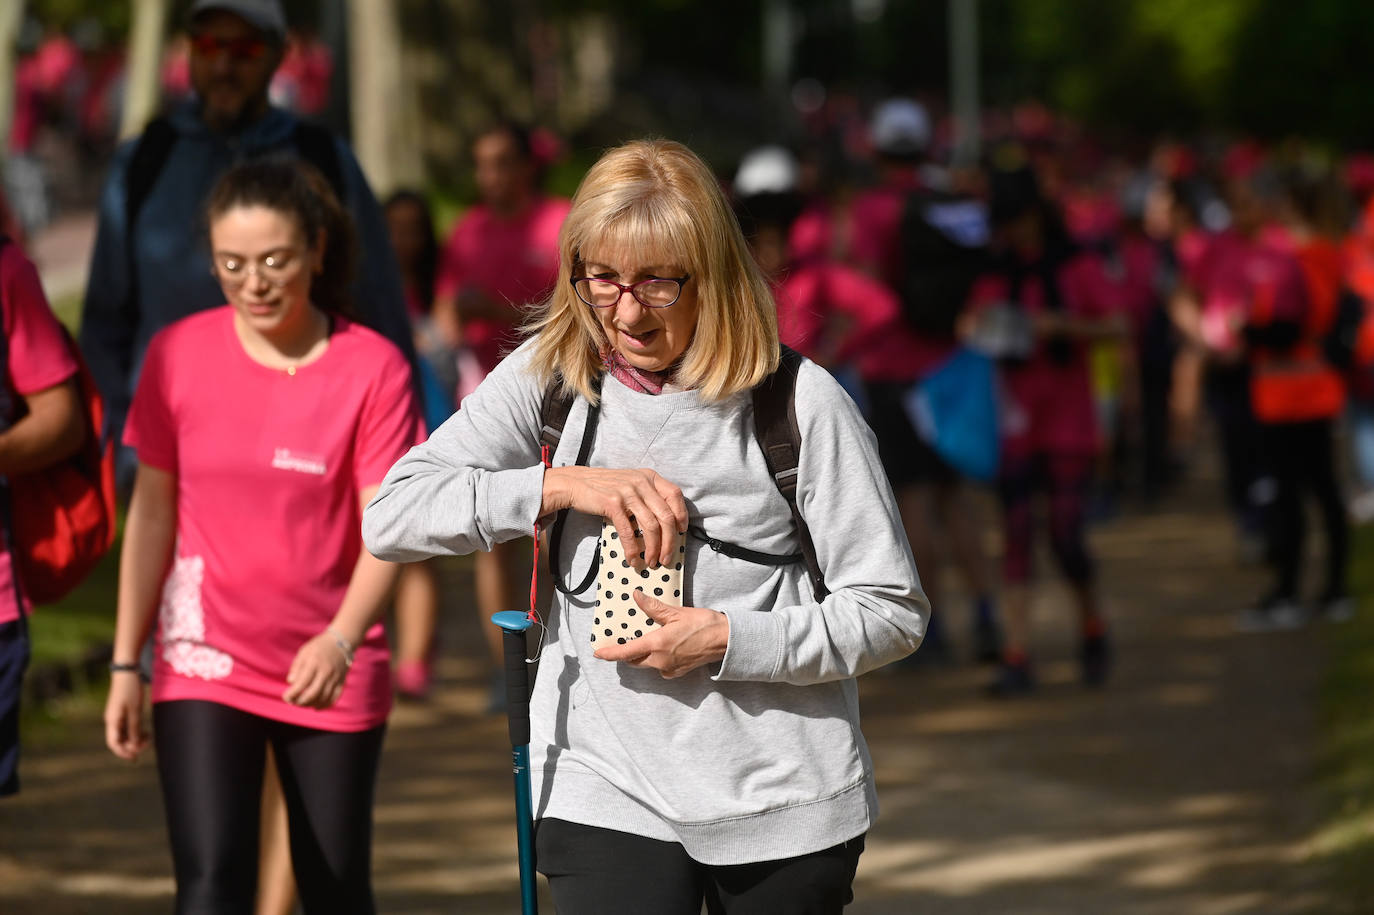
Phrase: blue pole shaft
[
  {"left": 493, "top": 611, "right": 538, "bottom": 914},
  {"left": 513, "top": 744, "right": 536, "bottom": 915}
]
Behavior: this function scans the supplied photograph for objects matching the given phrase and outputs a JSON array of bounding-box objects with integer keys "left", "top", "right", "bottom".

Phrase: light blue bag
[{"left": 902, "top": 346, "right": 1000, "bottom": 482}]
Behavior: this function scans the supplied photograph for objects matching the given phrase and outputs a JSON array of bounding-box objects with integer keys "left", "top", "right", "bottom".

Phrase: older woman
[{"left": 364, "top": 139, "right": 927, "bottom": 914}]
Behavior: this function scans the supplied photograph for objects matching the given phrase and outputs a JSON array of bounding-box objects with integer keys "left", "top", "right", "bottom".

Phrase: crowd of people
[{"left": 3, "top": 0, "right": 1374, "bottom": 911}]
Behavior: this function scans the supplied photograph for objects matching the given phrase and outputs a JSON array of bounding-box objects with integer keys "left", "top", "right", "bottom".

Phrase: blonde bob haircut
[{"left": 524, "top": 139, "right": 779, "bottom": 404}]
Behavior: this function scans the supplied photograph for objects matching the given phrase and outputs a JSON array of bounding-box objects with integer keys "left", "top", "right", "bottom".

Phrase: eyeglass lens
[
  {"left": 575, "top": 278, "right": 681, "bottom": 308},
  {"left": 191, "top": 34, "right": 269, "bottom": 60}
]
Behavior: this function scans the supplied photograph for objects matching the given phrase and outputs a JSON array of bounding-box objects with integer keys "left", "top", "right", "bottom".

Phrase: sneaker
[
  {"left": 1080, "top": 632, "right": 1111, "bottom": 687},
  {"left": 1234, "top": 596, "right": 1307, "bottom": 633},
  {"left": 973, "top": 617, "right": 1003, "bottom": 665},
  {"left": 986, "top": 660, "right": 1036, "bottom": 697},
  {"left": 1349, "top": 489, "right": 1374, "bottom": 525},
  {"left": 1320, "top": 594, "right": 1356, "bottom": 623},
  {"left": 394, "top": 659, "right": 432, "bottom": 701}
]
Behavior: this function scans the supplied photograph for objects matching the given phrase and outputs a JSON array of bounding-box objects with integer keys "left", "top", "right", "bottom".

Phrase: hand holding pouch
[{"left": 591, "top": 521, "right": 685, "bottom": 649}]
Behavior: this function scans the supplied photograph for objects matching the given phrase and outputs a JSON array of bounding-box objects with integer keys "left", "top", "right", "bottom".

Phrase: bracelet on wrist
[
  {"left": 109, "top": 661, "right": 149, "bottom": 683},
  {"left": 327, "top": 627, "right": 355, "bottom": 669}
]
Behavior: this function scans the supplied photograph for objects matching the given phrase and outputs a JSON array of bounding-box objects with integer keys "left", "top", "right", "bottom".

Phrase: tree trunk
[
  {"left": 121, "top": 0, "right": 170, "bottom": 139},
  {"left": 347, "top": 0, "right": 423, "bottom": 195},
  {"left": 0, "top": 0, "right": 25, "bottom": 156}
]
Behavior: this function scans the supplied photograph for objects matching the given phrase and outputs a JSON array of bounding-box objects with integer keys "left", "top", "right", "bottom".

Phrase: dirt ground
[{"left": 0, "top": 469, "right": 1341, "bottom": 914}]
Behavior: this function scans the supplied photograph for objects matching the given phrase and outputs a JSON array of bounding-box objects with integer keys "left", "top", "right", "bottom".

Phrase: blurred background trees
[{"left": 8, "top": 0, "right": 1374, "bottom": 195}]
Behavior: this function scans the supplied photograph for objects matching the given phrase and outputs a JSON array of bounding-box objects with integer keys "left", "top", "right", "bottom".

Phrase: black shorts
[
  {"left": 863, "top": 381, "right": 957, "bottom": 489},
  {"left": 0, "top": 618, "right": 30, "bottom": 797}
]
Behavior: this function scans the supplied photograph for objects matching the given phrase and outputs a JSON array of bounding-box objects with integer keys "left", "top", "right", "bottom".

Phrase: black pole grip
[{"left": 501, "top": 627, "right": 532, "bottom": 747}]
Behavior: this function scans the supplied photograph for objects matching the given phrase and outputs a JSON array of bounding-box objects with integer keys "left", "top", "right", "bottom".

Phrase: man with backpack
[
  {"left": 79, "top": 0, "right": 412, "bottom": 488},
  {"left": 1, "top": 236, "right": 87, "bottom": 797}
]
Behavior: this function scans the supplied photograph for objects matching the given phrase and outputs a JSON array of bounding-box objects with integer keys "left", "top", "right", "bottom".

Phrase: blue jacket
[{"left": 78, "top": 101, "right": 414, "bottom": 452}]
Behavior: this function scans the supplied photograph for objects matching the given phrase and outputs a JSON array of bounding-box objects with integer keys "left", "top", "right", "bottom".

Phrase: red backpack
[{"left": 5, "top": 317, "right": 117, "bottom": 606}]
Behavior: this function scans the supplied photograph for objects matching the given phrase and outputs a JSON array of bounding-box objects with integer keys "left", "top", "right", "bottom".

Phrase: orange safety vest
[{"left": 1249, "top": 239, "right": 1345, "bottom": 423}]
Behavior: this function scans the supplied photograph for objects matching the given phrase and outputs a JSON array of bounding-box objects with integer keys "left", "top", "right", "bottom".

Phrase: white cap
[
  {"left": 871, "top": 98, "right": 931, "bottom": 156},
  {"left": 734, "top": 146, "right": 800, "bottom": 197}
]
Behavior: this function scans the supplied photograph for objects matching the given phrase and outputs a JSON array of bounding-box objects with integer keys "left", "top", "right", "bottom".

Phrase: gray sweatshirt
[{"left": 363, "top": 342, "right": 929, "bottom": 865}]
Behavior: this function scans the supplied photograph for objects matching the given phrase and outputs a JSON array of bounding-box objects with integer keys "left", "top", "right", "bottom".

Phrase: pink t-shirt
[
  {"left": 774, "top": 261, "right": 898, "bottom": 366},
  {"left": 967, "top": 252, "right": 1114, "bottom": 459},
  {"left": 2, "top": 243, "right": 79, "bottom": 623},
  {"left": 124, "top": 308, "right": 422, "bottom": 731},
  {"left": 1188, "top": 230, "right": 1306, "bottom": 357},
  {"left": 848, "top": 184, "right": 909, "bottom": 289},
  {"left": 435, "top": 195, "right": 570, "bottom": 375}
]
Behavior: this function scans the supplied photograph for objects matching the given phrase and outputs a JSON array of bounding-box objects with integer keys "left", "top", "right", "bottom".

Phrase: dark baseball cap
[{"left": 187, "top": 0, "right": 287, "bottom": 41}]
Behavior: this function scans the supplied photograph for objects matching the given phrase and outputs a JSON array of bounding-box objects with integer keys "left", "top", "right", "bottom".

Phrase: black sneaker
[
  {"left": 987, "top": 660, "right": 1035, "bottom": 698},
  {"left": 1080, "top": 631, "right": 1111, "bottom": 687}
]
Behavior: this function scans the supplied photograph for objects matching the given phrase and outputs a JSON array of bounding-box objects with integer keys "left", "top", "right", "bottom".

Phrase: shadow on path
[{"left": 0, "top": 472, "right": 1336, "bottom": 913}]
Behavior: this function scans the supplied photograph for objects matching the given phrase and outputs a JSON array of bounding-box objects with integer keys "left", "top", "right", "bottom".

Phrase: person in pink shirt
[
  {"left": 431, "top": 122, "right": 570, "bottom": 709},
  {"left": 1171, "top": 169, "right": 1292, "bottom": 559},
  {"left": 0, "top": 237, "right": 85, "bottom": 798},
  {"left": 737, "top": 143, "right": 1002, "bottom": 666},
  {"left": 102, "top": 160, "right": 420, "bottom": 911},
  {"left": 969, "top": 163, "right": 1124, "bottom": 695}
]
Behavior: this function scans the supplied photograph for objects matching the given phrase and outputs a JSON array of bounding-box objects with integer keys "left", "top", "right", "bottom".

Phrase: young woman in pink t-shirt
[
  {"left": 103, "top": 160, "right": 420, "bottom": 912},
  {"left": 970, "top": 166, "right": 1125, "bottom": 696}
]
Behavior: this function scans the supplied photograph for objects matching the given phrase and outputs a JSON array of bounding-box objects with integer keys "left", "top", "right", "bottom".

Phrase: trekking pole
[{"left": 492, "top": 610, "right": 538, "bottom": 915}]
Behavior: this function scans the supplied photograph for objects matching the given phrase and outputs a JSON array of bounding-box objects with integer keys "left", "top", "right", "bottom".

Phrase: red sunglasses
[{"left": 189, "top": 33, "right": 271, "bottom": 60}]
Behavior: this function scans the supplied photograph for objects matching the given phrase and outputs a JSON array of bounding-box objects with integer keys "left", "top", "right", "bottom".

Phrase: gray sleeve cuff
[
  {"left": 480, "top": 463, "right": 547, "bottom": 542},
  {"left": 714, "top": 607, "right": 785, "bottom": 681}
]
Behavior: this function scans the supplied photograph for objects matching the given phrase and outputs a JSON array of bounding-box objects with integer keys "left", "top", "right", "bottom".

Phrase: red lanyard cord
[{"left": 529, "top": 444, "right": 551, "bottom": 624}]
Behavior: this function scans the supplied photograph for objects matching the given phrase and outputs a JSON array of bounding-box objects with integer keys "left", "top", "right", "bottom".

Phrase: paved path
[{"left": 0, "top": 467, "right": 1338, "bottom": 913}]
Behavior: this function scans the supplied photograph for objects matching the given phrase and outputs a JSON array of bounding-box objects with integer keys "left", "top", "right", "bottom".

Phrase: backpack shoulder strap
[
  {"left": 539, "top": 376, "right": 581, "bottom": 455},
  {"left": 291, "top": 120, "right": 346, "bottom": 203},
  {"left": 540, "top": 374, "right": 604, "bottom": 596},
  {"left": 125, "top": 117, "right": 177, "bottom": 239},
  {"left": 752, "top": 345, "right": 828, "bottom": 601}
]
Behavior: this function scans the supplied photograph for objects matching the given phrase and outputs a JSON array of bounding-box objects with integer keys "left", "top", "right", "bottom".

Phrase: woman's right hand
[
  {"left": 542, "top": 466, "right": 688, "bottom": 569},
  {"left": 104, "top": 672, "right": 150, "bottom": 761}
]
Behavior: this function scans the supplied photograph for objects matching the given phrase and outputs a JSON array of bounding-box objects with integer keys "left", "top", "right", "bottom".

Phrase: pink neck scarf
[{"left": 601, "top": 347, "right": 673, "bottom": 395}]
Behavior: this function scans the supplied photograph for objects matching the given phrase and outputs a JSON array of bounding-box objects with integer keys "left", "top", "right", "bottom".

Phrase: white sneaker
[
  {"left": 1350, "top": 490, "right": 1374, "bottom": 525},
  {"left": 1321, "top": 596, "right": 1356, "bottom": 623},
  {"left": 1235, "top": 598, "right": 1307, "bottom": 633}
]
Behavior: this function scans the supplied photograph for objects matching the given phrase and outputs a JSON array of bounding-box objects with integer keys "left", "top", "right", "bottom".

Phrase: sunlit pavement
[{"left": 0, "top": 457, "right": 1338, "bottom": 914}]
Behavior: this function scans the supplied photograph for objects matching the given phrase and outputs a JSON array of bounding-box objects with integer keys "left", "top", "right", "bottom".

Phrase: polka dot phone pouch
[{"left": 591, "top": 521, "right": 686, "bottom": 648}]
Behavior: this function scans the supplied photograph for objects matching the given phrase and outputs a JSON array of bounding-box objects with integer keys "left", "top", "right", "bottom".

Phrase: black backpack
[
  {"left": 1323, "top": 287, "right": 1370, "bottom": 371},
  {"left": 537, "top": 346, "right": 828, "bottom": 602},
  {"left": 897, "top": 189, "right": 991, "bottom": 336}
]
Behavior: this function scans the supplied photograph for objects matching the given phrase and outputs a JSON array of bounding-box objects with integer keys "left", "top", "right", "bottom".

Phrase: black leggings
[
  {"left": 536, "top": 818, "right": 865, "bottom": 914},
  {"left": 153, "top": 700, "right": 386, "bottom": 915},
  {"left": 1262, "top": 418, "right": 1348, "bottom": 600}
]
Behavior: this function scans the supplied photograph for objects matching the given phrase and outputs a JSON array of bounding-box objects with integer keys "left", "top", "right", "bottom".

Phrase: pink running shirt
[
  {"left": 1, "top": 243, "right": 79, "bottom": 623},
  {"left": 967, "top": 253, "right": 1115, "bottom": 460},
  {"left": 124, "top": 308, "right": 422, "bottom": 731},
  {"left": 435, "top": 195, "right": 570, "bottom": 376}
]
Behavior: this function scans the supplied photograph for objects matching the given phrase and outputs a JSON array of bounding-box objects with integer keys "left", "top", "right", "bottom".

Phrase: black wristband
[{"left": 109, "top": 662, "right": 148, "bottom": 682}]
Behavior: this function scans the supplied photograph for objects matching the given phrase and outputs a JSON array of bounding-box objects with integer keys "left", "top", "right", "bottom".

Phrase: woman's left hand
[
  {"left": 283, "top": 631, "right": 352, "bottom": 708},
  {"left": 594, "top": 591, "right": 729, "bottom": 678}
]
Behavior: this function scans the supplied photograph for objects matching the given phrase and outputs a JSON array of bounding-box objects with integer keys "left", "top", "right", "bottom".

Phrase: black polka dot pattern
[{"left": 589, "top": 520, "right": 685, "bottom": 650}]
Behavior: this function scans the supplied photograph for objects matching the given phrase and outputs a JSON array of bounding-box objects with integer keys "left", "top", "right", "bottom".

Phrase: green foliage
[
  {"left": 987, "top": 0, "right": 1374, "bottom": 143},
  {"left": 28, "top": 0, "right": 131, "bottom": 34},
  {"left": 1315, "top": 525, "right": 1374, "bottom": 906}
]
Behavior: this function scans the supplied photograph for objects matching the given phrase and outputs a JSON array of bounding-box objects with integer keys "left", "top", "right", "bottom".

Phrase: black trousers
[
  {"left": 535, "top": 817, "right": 865, "bottom": 915},
  {"left": 1261, "top": 418, "right": 1348, "bottom": 600},
  {"left": 153, "top": 700, "right": 386, "bottom": 915}
]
